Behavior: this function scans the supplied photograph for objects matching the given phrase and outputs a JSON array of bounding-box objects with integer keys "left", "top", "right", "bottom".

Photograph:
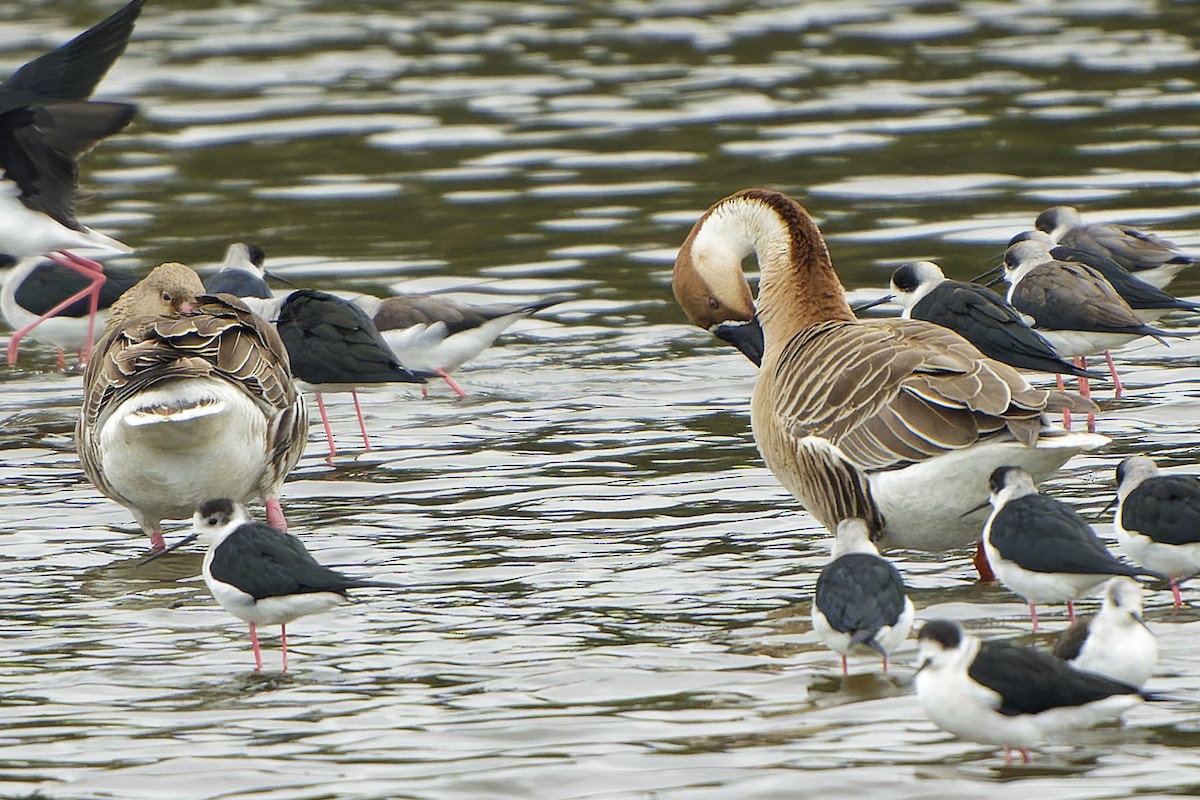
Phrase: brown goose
[
  {"left": 672, "top": 188, "right": 1106, "bottom": 559},
  {"left": 76, "top": 263, "right": 308, "bottom": 551}
]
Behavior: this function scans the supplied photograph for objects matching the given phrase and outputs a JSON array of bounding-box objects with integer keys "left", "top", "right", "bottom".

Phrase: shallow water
[{"left": 3, "top": 1, "right": 1200, "bottom": 798}]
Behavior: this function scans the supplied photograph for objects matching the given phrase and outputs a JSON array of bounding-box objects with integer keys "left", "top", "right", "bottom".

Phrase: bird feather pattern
[{"left": 776, "top": 320, "right": 1049, "bottom": 471}]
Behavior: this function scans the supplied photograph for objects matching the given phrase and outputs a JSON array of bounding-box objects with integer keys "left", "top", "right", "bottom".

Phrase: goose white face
[{"left": 674, "top": 203, "right": 759, "bottom": 330}]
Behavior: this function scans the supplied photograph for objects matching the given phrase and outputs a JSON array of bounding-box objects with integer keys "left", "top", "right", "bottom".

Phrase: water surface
[{"left": 3, "top": 1, "right": 1200, "bottom": 798}]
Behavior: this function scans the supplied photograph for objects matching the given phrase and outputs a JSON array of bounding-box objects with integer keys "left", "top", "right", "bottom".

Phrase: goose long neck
[{"left": 708, "top": 191, "right": 854, "bottom": 350}]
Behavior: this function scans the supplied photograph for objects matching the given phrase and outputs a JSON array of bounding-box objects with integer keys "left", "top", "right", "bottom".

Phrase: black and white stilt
[
  {"left": 811, "top": 518, "right": 914, "bottom": 675},
  {"left": 0, "top": 0, "right": 144, "bottom": 366},
  {"left": 270, "top": 290, "right": 429, "bottom": 463},
  {"left": 1053, "top": 577, "right": 1157, "bottom": 687},
  {"left": 353, "top": 291, "right": 571, "bottom": 398},
  {"left": 1113, "top": 456, "right": 1200, "bottom": 611},
  {"left": 999, "top": 239, "right": 1186, "bottom": 414},
  {"left": 203, "top": 243, "right": 272, "bottom": 299},
  {"left": 145, "top": 498, "right": 387, "bottom": 674},
  {"left": 915, "top": 619, "right": 1147, "bottom": 765},
  {"left": 1035, "top": 206, "right": 1198, "bottom": 290},
  {"left": 982, "top": 466, "right": 1151, "bottom": 631}
]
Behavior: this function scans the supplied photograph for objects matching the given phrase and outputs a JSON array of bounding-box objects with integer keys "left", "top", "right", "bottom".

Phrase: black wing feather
[
  {"left": 373, "top": 293, "right": 569, "bottom": 336},
  {"left": 204, "top": 270, "right": 273, "bottom": 299},
  {"left": 210, "top": 522, "right": 380, "bottom": 600},
  {"left": 971, "top": 639, "right": 1141, "bottom": 715},
  {"left": 913, "top": 282, "right": 1091, "bottom": 377},
  {"left": 277, "top": 290, "right": 429, "bottom": 384},
  {"left": 1051, "top": 245, "right": 1200, "bottom": 312},
  {"left": 13, "top": 260, "right": 139, "bottom": 316},
  {"left": 815, "top": 552, "right": 907, "bottom": 636},
  {"left": 1123, "top": 477, "right": 1200, "bottom": 546},
  {"left": 0, "top": 101, "right": 135, "bottom": 226},
  {"left": 0, "top": 0, "right": 145, "bottom": 108},
  {"left": 992, "top": 495, "right": 1144, "bottom": 576},
  {"left": 1052, "top": 617, "right": 1091, "bottom": 662}
]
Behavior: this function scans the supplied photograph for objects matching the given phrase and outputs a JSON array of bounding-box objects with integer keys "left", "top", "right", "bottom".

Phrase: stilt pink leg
[
  {"left": 1029, "top": 602, "right": 1039, "bottom": 632},
  {"left": 281, "top": 624, "right": 288, "bottom": 675},
  {"left": 421, "top": 384, "right": 429, "bottom": 400},
  {"left": 1104, "top": 350, "right": 1123, "bottom": 398},
  {"left": 436, "top": 368, "right": 468, "bottom": 399},
  {"left": 83, "top": 271, "right": 101, "bottom": 364},
  {"left": 351, "top": 390, "right": 371, "bottom": 452},
  {"left": 52, "top": 251, "right": 106, "bottom": 364},
  {"left": 56, "top": 349, "right": 66, "bottom": 372},
  {"left": 1019, "top": 748, "right": 1031, "bottom": 764},
  {"left": 841, "top": 655, "right": 848, "bottom": 676},
  {"left": 1067, "top": 601, "right": 1076, "bottom": 622},
  {"left": 1056, "top": 373, "right": 1072, "bottom": 430},
  {"left": 1005, "top": 748, "right": 1014, "bottom": 767},
  {"left": 882, "top": 655, "right": 889, "bottom": 674},
  {"left": 974, "top": 540, "right": 996, "bottom": 583},
  {"left": 1171, "top": 579, "right": 1182, "bottom": 612},
  {"left": 6, "top": 255, "right": 106, "bottom": 367},
  {"left": 55, "top": 250, "right": 105, "bottom": 271},
  {"left": 1076, "top": 357, "right": 1096, "bottom": 432},
  {"left": 315, "top": 393, "right": 337, "bottom": 465},
  {"left": 265, "top": 497, "right": 287, "bottom": 532},
  {"left": 249, "top": 622, "right": 263, "bottom": 673}
]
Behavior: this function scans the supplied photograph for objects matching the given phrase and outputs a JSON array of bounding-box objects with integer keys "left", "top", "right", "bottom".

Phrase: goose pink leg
[{"left": 265, "top": 497, "right": 287, "bottom": 532}]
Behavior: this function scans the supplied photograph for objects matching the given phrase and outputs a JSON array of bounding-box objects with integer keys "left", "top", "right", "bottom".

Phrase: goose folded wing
[
  {"left": 779, "top": 320, "right": 1045, "bottom": 471},
  {"left": 155, "top": 297, "right": 296, "bottom": 410}
]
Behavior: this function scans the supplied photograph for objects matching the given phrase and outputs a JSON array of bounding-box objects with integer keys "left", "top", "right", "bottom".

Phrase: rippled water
[{"left": 3, "top": 1, "right": 1200, "bottom": 798}]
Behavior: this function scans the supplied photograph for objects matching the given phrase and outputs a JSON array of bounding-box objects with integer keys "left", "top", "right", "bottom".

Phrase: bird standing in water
[
  {"left": 145, "top": 498, "right": 389, "bottom": 674},
  {"left": 76, "top": 263, "right": 308, "bottom": 551}
]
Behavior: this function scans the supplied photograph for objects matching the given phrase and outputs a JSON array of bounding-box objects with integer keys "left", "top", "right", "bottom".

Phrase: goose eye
[{"left": 707, "top": 296, "right": 719, "bottom": 309}]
